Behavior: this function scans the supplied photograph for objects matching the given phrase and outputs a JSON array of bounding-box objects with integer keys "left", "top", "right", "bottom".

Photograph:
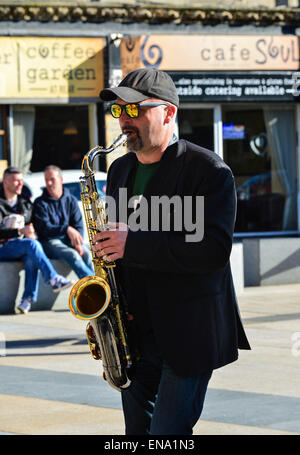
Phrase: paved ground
[{"left": 0, "top": 284, "right": 299, "bottom": 436}]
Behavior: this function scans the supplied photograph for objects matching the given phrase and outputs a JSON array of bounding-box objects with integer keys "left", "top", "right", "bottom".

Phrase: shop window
[
  {"left": 0, "top": 106, "right": 8, "bottom": 176},
  {"left": 31, "top": 105, "right": 89, "bottom": 172},
  {"left": 11, "top": 105, "right": 36, "bottom": 174},
  {"left": 178, "top": 108, "right": 214, "bottom": 151},
  {"left": 222, "top": 105, "right": 297, "bottom": 233},
  {"left": 0, "top": 106, "right": 7, "bottom": 159},
  {"left": 275, "top": 0, "right": 289, "bottom": 5}
]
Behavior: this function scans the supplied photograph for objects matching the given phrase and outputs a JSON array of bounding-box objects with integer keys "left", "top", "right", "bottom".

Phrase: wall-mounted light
[{"left": 63, "top": 121, "right": 78, "bottom": 135}]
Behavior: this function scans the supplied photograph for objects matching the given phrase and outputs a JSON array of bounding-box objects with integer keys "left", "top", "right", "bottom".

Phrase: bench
[
  {"left": 243, "top": 237, "right": 300, "bottom": 286},
  {"left": 0, "top": 260, "right": 77, "bottom": 314},
  {"left": 0, "top": 242, "right": 245, "bottom": 314},
  {"left": 230, "top": 242, "right": 244, "bottom": 295}
]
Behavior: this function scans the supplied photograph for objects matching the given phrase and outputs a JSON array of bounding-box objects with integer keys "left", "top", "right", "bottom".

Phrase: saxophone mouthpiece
[{"left": 112, "top": 133, "right": 129, "bottom": 150}]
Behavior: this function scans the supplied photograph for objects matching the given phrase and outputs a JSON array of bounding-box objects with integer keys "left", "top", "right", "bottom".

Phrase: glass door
[
  {"left": 31, "top": 105, "right": 89, "bottom": 172},
  {"left": 222, "top": 104, "right": 297, "bottom": 234},
  {"left": 178, "top": 104, "right": 223, "bottom": 156}
]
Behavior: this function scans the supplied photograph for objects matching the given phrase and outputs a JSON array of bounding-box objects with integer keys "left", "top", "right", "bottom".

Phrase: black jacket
[
  {"left": 107, "top": 139, "right": 251, "bottom": 377},
  {"left": 0, "top": 183, "right": 33, "bottom": 241}
]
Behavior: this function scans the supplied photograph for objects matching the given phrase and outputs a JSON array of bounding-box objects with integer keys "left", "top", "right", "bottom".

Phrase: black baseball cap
[{"left": 99, "top": 68, "right": 179, "bottom": 107}]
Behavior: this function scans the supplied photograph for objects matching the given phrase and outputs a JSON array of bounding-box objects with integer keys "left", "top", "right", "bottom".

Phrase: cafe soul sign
[{"left": 121, "top": 34, "right": 300, "bottom": 73}]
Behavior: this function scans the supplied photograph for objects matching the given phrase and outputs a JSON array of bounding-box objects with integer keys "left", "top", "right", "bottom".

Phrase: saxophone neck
[
  {"left": 81, "top": 148, "right": 101, "bottom": 174},
  {"left": 82, "top": 133, "right": 129, "bottom": 174}
]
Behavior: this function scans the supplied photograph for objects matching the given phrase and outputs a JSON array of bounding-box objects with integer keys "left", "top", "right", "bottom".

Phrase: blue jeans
[
  {"left": 0, "top": 238, "right": 57, "bottom": 301},
  {"left": 41, "top": 238, "right": 94, "bottom": 279},
  {"left": 121, "top": 333, "right": 212, "bottom": 435}
]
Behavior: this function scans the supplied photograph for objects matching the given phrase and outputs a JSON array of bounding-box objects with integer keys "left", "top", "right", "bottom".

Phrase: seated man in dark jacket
[
  {"left": 32, "top": 165, "right": 94, "bottom": 279},
  {"left": 0, "top": 166, "right": 73, "bottom": 314}
]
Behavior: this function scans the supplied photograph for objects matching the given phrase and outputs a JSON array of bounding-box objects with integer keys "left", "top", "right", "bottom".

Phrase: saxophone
[{"left": 69, "top": 133, "right": 132, "bottom": 392}]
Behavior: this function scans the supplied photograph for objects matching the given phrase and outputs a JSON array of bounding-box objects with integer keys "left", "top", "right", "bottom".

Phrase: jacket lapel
[
  {"left": 108, "top": 140, "right": 187, "bottom": 223},
  {"left": 108, "top": 152, "right": 136, "bottom": 223},
  {"left": 143, "top": 140, "right": 186, "bottom": 199}
]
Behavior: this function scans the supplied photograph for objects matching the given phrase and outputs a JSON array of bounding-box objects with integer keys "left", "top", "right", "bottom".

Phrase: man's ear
[{"left": 164, "top": 104, "right": 177, "bottom": 124}]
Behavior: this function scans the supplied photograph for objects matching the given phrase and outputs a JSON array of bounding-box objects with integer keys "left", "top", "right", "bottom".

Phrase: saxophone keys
[
  {"left": 86, "top": 323, "right": 102, "bottom": 360},
  {"left": 91, "top": 343, "right": 102, "bottom": 360}
]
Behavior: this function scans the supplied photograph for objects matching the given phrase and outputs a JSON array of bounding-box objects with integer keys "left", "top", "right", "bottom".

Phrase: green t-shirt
[{"left": 130, "top": 161, "right": 160, "bottom": 198}]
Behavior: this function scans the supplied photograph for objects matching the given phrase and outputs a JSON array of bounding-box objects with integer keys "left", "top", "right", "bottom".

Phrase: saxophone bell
[{"left": 68, "top": 275, "right": 111, "bottom": 320}]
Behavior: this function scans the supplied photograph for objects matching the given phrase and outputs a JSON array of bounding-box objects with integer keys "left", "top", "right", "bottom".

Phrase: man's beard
[{"left": 123, "top": 127, "right": 143, "bottom": 153}]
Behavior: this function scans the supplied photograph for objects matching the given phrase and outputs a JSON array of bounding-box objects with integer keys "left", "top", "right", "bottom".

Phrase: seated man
[
  {"left": 32, "top": 165, "right": 94, "bottom": 279},
  {"left": 0, "top": 166, "right": 74, "bottom": 314}
]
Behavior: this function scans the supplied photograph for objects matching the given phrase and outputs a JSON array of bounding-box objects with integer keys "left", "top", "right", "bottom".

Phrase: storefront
[
  {"left": 0, "top": 36, "right": 106, "bottom": 173},
  {"left": 0, "top": 1, "right": 300, "bottom": 286},
  {"left": 118, "top": 34, "right": 300, "bottom": 237}
]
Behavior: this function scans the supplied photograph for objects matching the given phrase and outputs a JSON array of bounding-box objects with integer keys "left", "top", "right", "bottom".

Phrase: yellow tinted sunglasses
[{"left": 110, "top": 102, "right": 169, "bottom": 119}]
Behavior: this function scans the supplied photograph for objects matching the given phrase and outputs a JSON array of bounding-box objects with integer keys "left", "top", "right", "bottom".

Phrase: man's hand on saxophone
[{"left": 92, "top": 221, "right": 129, "bottom": 262}]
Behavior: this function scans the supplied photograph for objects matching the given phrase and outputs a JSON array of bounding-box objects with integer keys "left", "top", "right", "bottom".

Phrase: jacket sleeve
[
  {"left": 0, "top": 198, "right": 32, "bottom": 240},
  {"left": 122, "top": 165, "right": 236, "bottom": 275},
  {"left": 0, "top": 224, "right": 19, "bottom": 240},
  {"left": 33, "top": 199, "right": 69, "bottom": 239},
  {"left": 0, "top": 209, "right": 18, "bottom": 239}
]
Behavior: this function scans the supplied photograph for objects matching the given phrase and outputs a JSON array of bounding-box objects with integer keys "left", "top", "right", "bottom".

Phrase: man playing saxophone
[{"left": 93, "top": 68, "right": 251, "bottom": 435}]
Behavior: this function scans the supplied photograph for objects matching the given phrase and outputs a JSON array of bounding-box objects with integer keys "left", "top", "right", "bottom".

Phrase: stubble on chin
[{"left": 127, "top": 134, "right": 143, "bottom": 153}]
